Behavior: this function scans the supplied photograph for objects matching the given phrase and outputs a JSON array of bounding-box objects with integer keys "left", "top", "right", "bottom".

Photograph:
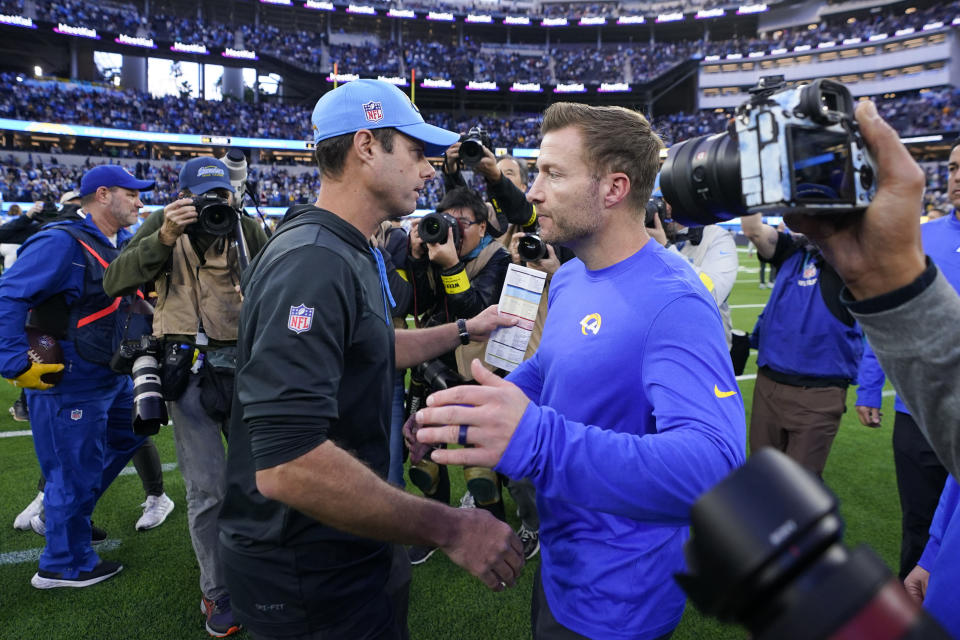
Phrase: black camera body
[
  {"left": 517, "top": 233, "right": 548, "bottom": 262},
  {"left": 644, "top": 196, "right": 668, "bottom": 228},
  {"left": 660, "top": 77, "right": 877, "bottom": 226},
  {"left": 419, "top": 211, "right": 463, "bottom": 249},
  {"left": 191, "top": 193, "right": 237, "bottom": 236},
  {"left": 459, "top": 125, "right": 494, "bottom": 166},
  {"left": 35, "top": 201, "right": 60, "bottom": 223}
]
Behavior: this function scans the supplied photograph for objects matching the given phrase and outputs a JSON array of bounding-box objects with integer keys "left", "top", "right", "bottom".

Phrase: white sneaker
[
  {"left": 30, "top": 513, "right": 46, "bottom": 536},
  {"left": 14, "top": 492, "right": 44, "bottom": 531},
  {"left": 459, "top": 491, "right": 476, "bottom": 509},
  {"left": 135, "top": 493, "right": 175, "bottom": 531}
]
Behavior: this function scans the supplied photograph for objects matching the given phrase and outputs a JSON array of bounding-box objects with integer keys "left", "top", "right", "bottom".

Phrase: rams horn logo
[{"left": 580, "top": 313, "right": 602, "bottom": 336}]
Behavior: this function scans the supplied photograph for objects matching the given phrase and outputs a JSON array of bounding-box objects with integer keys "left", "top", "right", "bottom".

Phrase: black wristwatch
[{"left": 456, "top": 318, "right": 470, "bottom": 345}]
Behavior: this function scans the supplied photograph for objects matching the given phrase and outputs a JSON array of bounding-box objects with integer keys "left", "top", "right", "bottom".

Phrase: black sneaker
[
  {"left": 30, "top": 560, "right": 122, "bottom": 589},
  {"left": 201, "top": 594, "right": 241, "bottom": 637},
  {"left": 518, "top": 524, "right": 540, "bottom": 560},
  {"left": 91, "top": 524, "right": 107, "bottom": 544},
  {"left": 408, "top": 545, "right": 438, "bottom": 566}
]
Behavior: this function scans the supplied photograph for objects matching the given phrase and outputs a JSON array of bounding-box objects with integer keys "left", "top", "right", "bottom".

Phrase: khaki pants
[{"left": 749, "top": 369, "right": 847, "bottom": 477}]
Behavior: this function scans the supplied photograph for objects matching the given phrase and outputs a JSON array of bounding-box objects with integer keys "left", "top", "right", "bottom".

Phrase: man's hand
[
  {"left": 402, "top": 413, "right": 433, "bottom": 465},
  {"left": 6, "top": 362, "right": 64, "bottom": 390},
  {"left": 159, "top": 198, "right": 198, "bottom": 246},
  {"left": 647, "top": 211, "right": 668, "bottom": 247},
  {"left": 25, "top": 202, "right": 43, "bottom": 219},
  {"left": 415, "top": 359, "right": 530, "bottom": 468},
  {"left": 425, "top": 227, "right": 460, "bottom": 269},
  {"left": 442, "top": 507, "right": 524, "bottom": 590},
  {"left": 443, "top": 142, "right": 461, "bottom": 175},
  {"left": 903, "top": 565, "right": 930, "bottom": 604},
  {"left": 783, "top": 100, "right": 927, "bottom": 300},
  {"left": 855, "top": 405, "right": 882, "bottom": 428},
  {"left": 464, "top": 305, "right": 518, "bottom": 341},
  {"left": 409, "top": 219, "right": 425, "bottom": 259}
]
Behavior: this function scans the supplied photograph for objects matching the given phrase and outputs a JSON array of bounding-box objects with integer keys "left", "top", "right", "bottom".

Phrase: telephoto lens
[
  {"left": 192, "top": 194, "right": 237, "bottom": 236},
  {"left": 131, "top": 354, "right": 168, "bottom": 436}
]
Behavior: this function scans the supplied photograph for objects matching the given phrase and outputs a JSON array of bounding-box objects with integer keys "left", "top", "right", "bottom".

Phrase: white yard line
[{"left": 0, "top": 539, "right": 122, "bottom": 566}]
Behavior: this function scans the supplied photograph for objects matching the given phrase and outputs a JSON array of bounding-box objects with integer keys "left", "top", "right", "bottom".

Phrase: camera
[
  {"left": 112, "top": 335, "right": 168, "bottom": 436},
  {"left": 517, "top": 234, "right": 548, "bottom": 262},
  {"left": 459, "top": 125, "right": 494, "bottom": 166},
  {"left": 191, "top": 193, "right": 237, "bottom": 236},
  {"left": 35, "top": 200, "right": 60, "bottom": 222},
  {"left": 676, "top": 448, "right": 951, "bottom": 640},
  {"left": 644, "top": 196, "right": 668, "bottom": 228},
  {"left": 419, "top": 211, "right": 463, "bottom": 249},
  {"left": 660, "top": 77, "right": 877, "bottom": 226}
]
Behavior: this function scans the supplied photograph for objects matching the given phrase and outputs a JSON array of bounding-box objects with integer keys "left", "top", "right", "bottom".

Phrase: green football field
[{"left": 0, "top": 249, "right": 901, "bottom": 640}]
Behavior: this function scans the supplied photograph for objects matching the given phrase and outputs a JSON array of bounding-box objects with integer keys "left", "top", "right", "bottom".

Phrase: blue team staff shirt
[
  {"left": 498, "top": 241, "right": 746, "bottom": 640},
  {"left": 856, "top": 213, "right": 960, "bottom": 415},
  {"left": 0, "top": 215, "right": 132, "bottom": 391},
  {"left": 756, "top": 247, "right": 862, "bottom": 380}
]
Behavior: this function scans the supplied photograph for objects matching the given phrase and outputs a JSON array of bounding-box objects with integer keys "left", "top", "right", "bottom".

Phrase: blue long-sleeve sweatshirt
[
  {"left": 855, "top": 213, "right": 960, "bottom": 415},
  {"left": 498, "top": 241, "right": 746, "bottom": 640}
]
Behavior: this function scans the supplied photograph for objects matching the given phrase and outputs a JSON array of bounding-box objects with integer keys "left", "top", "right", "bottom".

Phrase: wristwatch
[{"left": 456, "top": 318, "right": 470, "bottom": 345}]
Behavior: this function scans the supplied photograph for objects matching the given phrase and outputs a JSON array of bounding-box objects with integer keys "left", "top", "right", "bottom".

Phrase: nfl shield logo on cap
[
  {"left": 363, "top": 101, "right": 384, "bottom": 123},
  {"left": 288, "top": 304, "right": 314, "bottom": 334}
]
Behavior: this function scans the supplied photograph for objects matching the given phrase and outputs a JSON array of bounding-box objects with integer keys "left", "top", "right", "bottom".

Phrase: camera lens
[
  {"left": 131, "top": 354, "right": 167, "bottom": 436},
  {"left": 660, "top": 131, "right": 743, "bottom": 226},
  {"left": 195, "top": 200, "right": 237, "bottom": 236},
  {"left": 419, "top": 212, "right": 448, "bottom": 244},
  {"left": 518, "top": 235, "right": 547, "bottom": 261},
  {"left": 460, "top": 139, "right": 483, "bottom": 165}
]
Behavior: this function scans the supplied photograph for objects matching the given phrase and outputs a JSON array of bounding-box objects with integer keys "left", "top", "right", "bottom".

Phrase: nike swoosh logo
[{"left": 714, "top": 385, "right": 737, "bottom": 399}]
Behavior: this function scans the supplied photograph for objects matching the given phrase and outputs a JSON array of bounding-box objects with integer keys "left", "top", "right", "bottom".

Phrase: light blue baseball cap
[{"left": 311, "top": 79, "right": 459, "bottom": 155}]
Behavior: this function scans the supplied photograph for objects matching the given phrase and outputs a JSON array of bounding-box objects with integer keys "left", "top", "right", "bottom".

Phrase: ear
[
  {"left": 353, "top": 129, "right": 377, "bottom": 165},
  {"left": 601, "top": 172, "right": 631, "bottom": 210}
]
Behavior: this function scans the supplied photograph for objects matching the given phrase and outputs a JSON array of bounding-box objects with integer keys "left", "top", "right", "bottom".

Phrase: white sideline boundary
[{"left": 0, "top": 539, "right": 122, "bottom": 566}]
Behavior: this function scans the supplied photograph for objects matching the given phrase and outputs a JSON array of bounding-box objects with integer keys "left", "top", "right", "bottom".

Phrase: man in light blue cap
[{"left": 217, "top": 80, "right": 524, "bottom": 640}]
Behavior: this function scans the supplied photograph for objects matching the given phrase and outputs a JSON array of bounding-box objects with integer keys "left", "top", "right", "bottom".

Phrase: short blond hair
[{"left": 541, "top": 103, "right": 663, "bottom": 210}]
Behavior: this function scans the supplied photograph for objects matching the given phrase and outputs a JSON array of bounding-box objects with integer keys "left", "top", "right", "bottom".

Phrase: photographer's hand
[
  {"left": 159, "top": 198, "right": 198, "bottom": 246},
  {"left": 783, "top": 100, "right": 926, "bottom": 300},
  {"left": 443, "top": 142, "right": 461, "bottom": 175},
  {"left": 415, "top": 359, "right": 530, "bottom": 469},
  {"left": 426, "top": 227, "right": 460, "bottom": 269},
  {"left": 409, "top": 219, "right": 426, "bottom": 259},
  {"left": 475, "top": 146, "right": 501, "bottom": 183},
  {"left": 648, "top": 211, "right": 668, "bottom": 247},
  {"left": 855, "top": 405, "right": 882, "bottom": 428},
  {"left": 25, "top": 202, "right": 42, "bottom": 219}
]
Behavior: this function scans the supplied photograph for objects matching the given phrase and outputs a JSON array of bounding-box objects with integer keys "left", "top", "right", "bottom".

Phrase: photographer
[
  {"left": 103, "top": 156, "right": 268, "bottom": 637},
  {"left": 740, "top": 210, "right": 863, "bottom": 478},
  {"left": 0, "top": 166, "right": 156, "bottom": 589},
  {"left": 405, "top": 186, "right": 512, "bottom": 563},
  {"left": 646, "top": 197, "right": 738, "bottom": 349},
  {"left": 442, "top": 133, "right": 537, "bottom": 236}
]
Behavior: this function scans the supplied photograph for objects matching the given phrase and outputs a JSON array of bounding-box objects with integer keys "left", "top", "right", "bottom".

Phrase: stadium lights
[
  {"left": 793, "top": 45, "right": 811, "bottom": 52},
  {"left": 923, "top": 21, "right": 944, "bottom": 30},
  {"left": 868, "top": 33, "right": 888, "bottom": 41},
  {"left": 0, "top": 14, "right": 35, "bottom": 28},
  {"left": 33, "top": 66, "right": 42, "bottom": 77},
  {"left": 842, "top": 37, "right": 861, "bottom": 45},
  {"left": 900, "top": 134, "right": 943, "bottom": 144},
  {"left": 466, "top": 81, "right": 498, "bottom": 91},
  {"left": 171, "top": 42, "right": 209, "bottom": 54},
  {"left": 726, "top": 53, "right": 743, "bottom": 59},
  {"left": 656, "top": 12, "right": 683, "bottom": 22},
  {"left": 113, "top": 76, "right": 121, "bottom": 87},
  {"left": 894, "top": 28, "right": 915, "bottom": 36},
  {"left": 748, "top": 51, "right": 765, "bottom": 58},
  {"left": 771, "top": 47, "right": 788, "bottom": 55},
  {"left": 704, "top": 55, "right": 721, "bottom": 61}
]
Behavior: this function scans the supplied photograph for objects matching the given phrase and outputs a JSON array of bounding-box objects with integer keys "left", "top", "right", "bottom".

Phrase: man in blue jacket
[
  {"left": 0, "top": 165, "right": 155, "bottom": 588},
  {"left": 412, "top": 102, "right": 745, "bottom": 640},
  {"left": 741, "top": 213, "right": 863, "bottom": 477}
]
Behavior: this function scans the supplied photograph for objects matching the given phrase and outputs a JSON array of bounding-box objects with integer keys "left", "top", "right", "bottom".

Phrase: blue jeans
[{"left": 388, "top": 374, "right": 406, "bottom": 488}]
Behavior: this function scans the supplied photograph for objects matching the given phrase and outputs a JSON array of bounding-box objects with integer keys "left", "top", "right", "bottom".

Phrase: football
[{"left": 26, "top": 328, "right": 64, "bottom": 385}]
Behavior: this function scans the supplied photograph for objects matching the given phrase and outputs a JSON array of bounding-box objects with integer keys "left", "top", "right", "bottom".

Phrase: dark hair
[
  {"left": 437, "top": 187, "right": 488, "bottom": 224},
  {"left": 498, "top": 154, "right": 529, "bottom": 187},
  {"left": 314, "top": 128, "right": 397, "bottom": 178},
  {"left": 541, "top": 102, "right": 663, "bottom": 211}
]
